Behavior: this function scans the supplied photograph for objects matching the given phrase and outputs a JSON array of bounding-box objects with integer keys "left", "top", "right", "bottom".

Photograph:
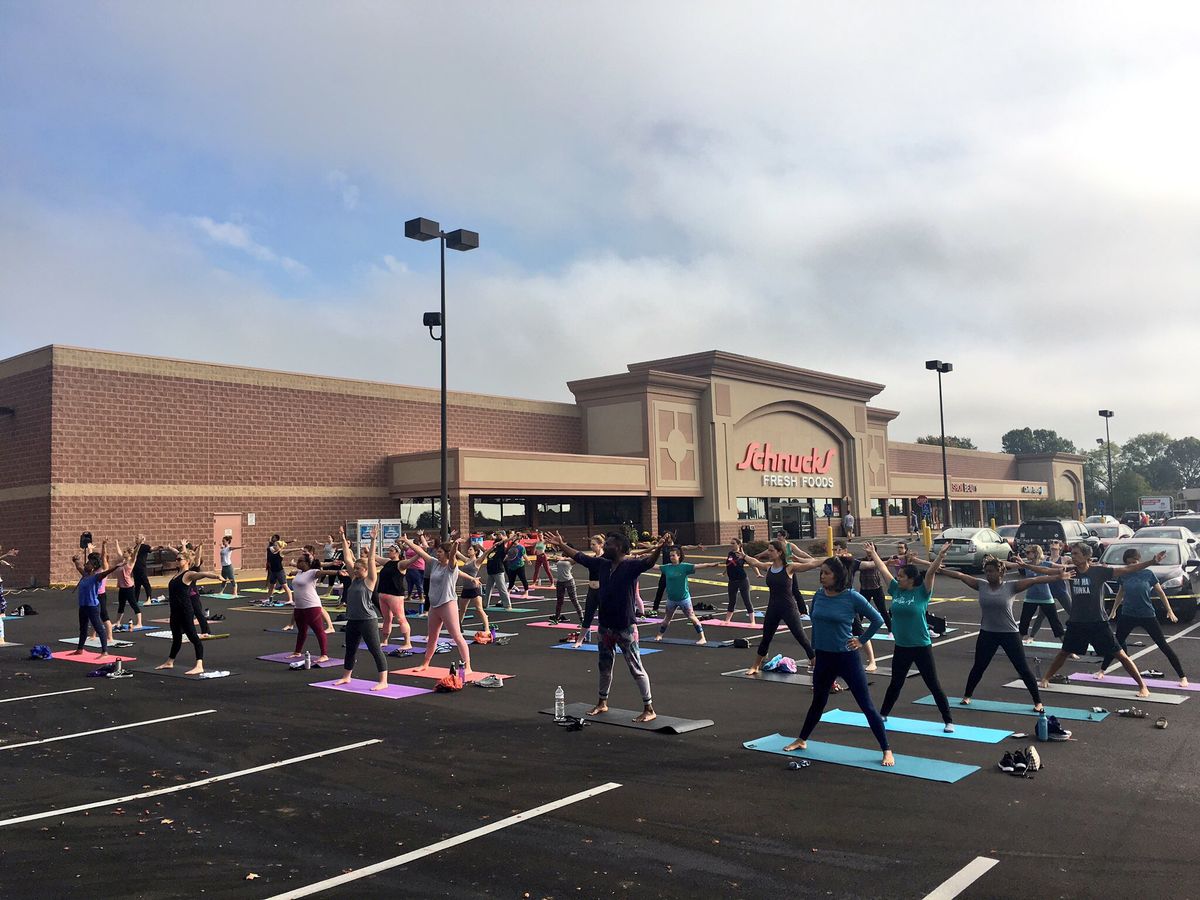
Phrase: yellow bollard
[
  {"left": 826, "top": 524, "right": 834, "bottom": 557},
  {"left": 922, "top": 522, "right": 933, "bottom": 552},
  {"left": 989, "top": 517, "right": 997, "bottom": 531}
]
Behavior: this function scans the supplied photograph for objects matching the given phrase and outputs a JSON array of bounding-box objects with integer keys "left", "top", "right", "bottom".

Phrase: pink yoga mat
[
  {"left": 1069, "top": 673, "right": 1198, "bottom": 692},
  {"left": 310, "top": 679, "right": 432, "bottom": 699},
  {"left": 52, "top": 649, "right": 136, "bottom": 663},
  {"left": 391, "top": 665, "right": 513, "bottom": 683},
  {"left": 258, "top": 652, "right": 345, "bottom": 667}
]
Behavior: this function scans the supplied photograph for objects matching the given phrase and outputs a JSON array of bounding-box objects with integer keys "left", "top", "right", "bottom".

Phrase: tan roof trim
[
  {"left": 0, "top": 346, "right": 54, "bottom": 381},
  {"left": 49, "top": 483, "right": 392, "bottom": 499}
]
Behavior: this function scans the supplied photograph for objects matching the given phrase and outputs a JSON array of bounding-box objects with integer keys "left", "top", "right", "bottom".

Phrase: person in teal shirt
[
  {"left": 655, "top": 547, "right": 720, "bottom": 645},
  {"left": 1101, "top": 548, "right": 1187, "bottom": 686},
  {"left": 866, "top": 541, "right": 956, "bottom": 732}
]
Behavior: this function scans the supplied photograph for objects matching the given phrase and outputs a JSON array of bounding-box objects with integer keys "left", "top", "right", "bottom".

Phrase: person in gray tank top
[
  {"left": 332, "top": 527, "right": 389, "bottom": 691},
  {"left": 936, "top": 556, "right": 1066, "bottom": 710},
  {"left": 404, "top": 535, "right": 481, "bottom": 676}
]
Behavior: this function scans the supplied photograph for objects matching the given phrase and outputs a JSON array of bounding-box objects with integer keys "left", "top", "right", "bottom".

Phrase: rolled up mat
[{"left": 742, "top": 733, "right": 979, "bottom": 783}]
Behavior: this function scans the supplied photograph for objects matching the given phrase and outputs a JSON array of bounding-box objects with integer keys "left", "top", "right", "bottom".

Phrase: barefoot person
[
  {"left": 112, "top": 539, "right": 143, "bottom": 631},
  {"left": 866, "top": 541, "right": 956, "bottom": 732},
  {"left": 546, "top": 530, "right": 667, "bottom": 722},
  {"left": 1102, "top": 548, "right": 1187, "bottom": 687},
  {"left": 482, "top": 533, "right": 513, "bottom": 611},
  {"left": 70, "top": 546, "right": 122, "bottom": 659},
  {"left": 1041, "top": 544, "right": 1163, "bottom": 696},
  {"left": 457, "top": 542, "right": 490, "bottom": 633},
  {"left": 741, "top": 540, "right": 820, "bottom": 674},
  {"left": 934, "top": 556, "right": 1065, "bottom": 710},
  {"left": 654, "top": 546, "right": 720, "bottom": 645},
  {"left": 156, "top": 548, "right": 221, "bottom": 674},
  {"left": 218, "top": 535, "right": 242, "bottom": 596},
  {"left": 404, "top": 534, "right": 481, "bottom": 676},
  {"left": 265, "top": 535, "right": 293, "bottom": 606},
  {"left": 573, "top": 535, "right": 608, "bottom": 647},
  {"left": 549, "top": 551, "right": 584, "bottom": 624},
  {"left": 332, "top": 527, "right": 389, "bottom": 691},
  {"left": 784, "top": 556, "right": 893, "bottom": 766},
  {"left": 377, "top": 543, "right": 414, "bottom": 650},
  {"left": 722, "top": 538, "right": 756, "bottom": 624},
  {"left": 286, "top": 551, "right": 331, "bottom": 663}
]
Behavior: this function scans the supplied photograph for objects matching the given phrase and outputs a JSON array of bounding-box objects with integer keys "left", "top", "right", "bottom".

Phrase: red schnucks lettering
[
  {"left": 737, "top": 441, "right": 836, "bottom": 473},
  {"left": 736, "top": 442, "right": 760, "bottom": 470},
  {"left": 813, "top": 449, "right": 834, "bottom": 474}
]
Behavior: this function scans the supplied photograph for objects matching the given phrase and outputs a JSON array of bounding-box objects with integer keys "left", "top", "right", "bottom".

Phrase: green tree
[
  {"left": 1120, "top": 432, "right": 1176, "bottom": 489},
  {"left": 1166, "top": 437, "right": 1200, "bottom": 488},
  {"left": 1083, "top": 444, "right": 1120, "bottom": 506},
  {"left": 1021, "top": 499, "right": 1077, "bottom": 519},
  {"left": 1001, "top": 427, "right": 1078, "bottom": 455},
  {"left": 1113, "top": 470, "right": 1153, "bottom": 513},
  {"left": 916, "top": 435, "right": 978, "bottom": 450}
]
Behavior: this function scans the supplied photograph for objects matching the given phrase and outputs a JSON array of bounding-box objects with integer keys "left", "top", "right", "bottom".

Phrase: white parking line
[
  {"left": 0, "top": 687, "right": 94, "bottom": 704},
  {"left": 0, "top": 739, "right": 381, "bottom": 828},
  {"left": 0, "top": 709, "right": 217, "bottom": 752},
  {"left": 875, "top": 631, "right": 979, "bottom": 663},
  {"left": 923, "top": 856, "right": 1000, "bottom": 899},
  {"left": 264, "top": 781, "right": 622, "bottom": 899},
  {"left": 1104, "top": 619, "right": 1200, "bottom": 672}
]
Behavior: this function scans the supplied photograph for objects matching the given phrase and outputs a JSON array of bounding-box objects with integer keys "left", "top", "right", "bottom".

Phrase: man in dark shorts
[
  {"left": 265, "top": 535, "right": 293, "bottom": 605},
  {"left": 1039, "top": 542, "right": 1164, "bottom": 698}
]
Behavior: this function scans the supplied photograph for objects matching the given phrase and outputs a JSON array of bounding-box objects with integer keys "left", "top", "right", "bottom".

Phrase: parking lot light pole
[
  {"left": 925, "top": 360, "right": 953, "bottom": 528},
  {"left": 405, "top": 217, "right": 480, "bottom": 541},
  {"left": 1099, "top": 410, "right": 1115, "bottom": 519}
]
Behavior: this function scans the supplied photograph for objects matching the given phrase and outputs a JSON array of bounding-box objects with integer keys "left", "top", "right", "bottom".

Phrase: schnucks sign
[{"left": 736, "top": 442, "right": 837, "bottom": 489}]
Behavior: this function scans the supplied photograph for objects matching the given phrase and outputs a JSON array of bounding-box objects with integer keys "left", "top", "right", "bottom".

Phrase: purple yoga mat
[
  {"left": 257, "top": 652, "right": 345, "bottom": 667},
  {"left": 310, "top": 679, "right": 433, "bottom": 699},
  {"left": 1069, "top": 673, "right": 1197, "bottom": 691}
]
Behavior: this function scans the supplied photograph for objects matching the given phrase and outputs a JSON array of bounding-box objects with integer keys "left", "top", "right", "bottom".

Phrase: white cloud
[
  {"left": 186, "top": 215, "right": 308, "bottom": 276},
  {"left": 325, "top": 169, "right": 359, "bottom": 211}
]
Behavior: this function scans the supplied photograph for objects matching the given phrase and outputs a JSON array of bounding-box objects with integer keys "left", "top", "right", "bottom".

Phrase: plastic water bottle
[
  {"left": 304, "top": 650, "right": 312, "bottom": 670},
  {"left": 490, "top": 624, "right": 497, "bottom": 641},
  {"left": 1036, "top": 709, "right": 1049, "bottom": 742},
  {"left": 554, "top": 685, "right": 565, "bottom": 721}
]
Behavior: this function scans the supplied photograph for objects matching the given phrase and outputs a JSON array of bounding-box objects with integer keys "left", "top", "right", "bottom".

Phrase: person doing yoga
[
  {"left": 934, "top": 556, "right": 1064, "bottom": 710},
  {"left": 741, "top": 540, "right": 819, "bottom": 674},
  {"left": 654, "top": 547, "right": 719, "bottom": 644},
  {"left": 112, "top": 539, "right": 143, "bottom": 630},
  {"left": 546, "top": 530, "right": 668, "bottom": 722},
  {"left": 285, "top": 552, "right": 332, "bottom": 663},
  {"left": 1039, "top": 543, "right": 1162, "bottom": 698},
  {"left": 1100, "top": 548, "right": 1187, "bottom": 687},
  {"left": 70, "top": 545, "right": 122, "bottom": 658},
  {"left": 573, "top": 535, "right": 608, "bottom": 646},
  {"left": 332, "top": 527, "right": 389, "bottom": 691},
  {"left": 376, "top": 543, "right": 415, "bottom": 650},
  {"left": 456, "top": 542, "right": 489, "bottom": 633},
  {"left": 722, "top": 538, "right": 756, "bottom": 624},
  {"left": 865, "top": 541, "right": 955, "bottom": 731},
  {"left": 156, "top": 548, "right": 221, "bottom": 674},
  {"left": 405, "top": 534, "right": 481, "bottom": 676},
  {"left": 785, "top": 557, "right": 892, "bottom": 766},
  {"left": 550, "top": 552, "right": 584, "bottom": 624}
]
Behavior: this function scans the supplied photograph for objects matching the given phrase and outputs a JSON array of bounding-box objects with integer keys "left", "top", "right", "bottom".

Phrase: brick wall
[
  {"left": 887, "top": 443, "right": 1018, "bottom": 480},
  {"left": 0, "top": 362, "right": 53, "bottom": 585}
]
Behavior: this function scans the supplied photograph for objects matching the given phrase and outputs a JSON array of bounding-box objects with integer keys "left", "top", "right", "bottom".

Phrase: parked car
[
  {"left": 1089, "top": 523, "right": 1135, "bottom": 552},
  {"left": 1136, "top": 526, "right": 1198, "bottom": 545},
  {"left": 1014, "top": 519, "right": 1101, "bottom": 556},
  {"left": 932, "top": 527, "right": 1013, "bottom": 571},
  {"left": 996, "top": 524, "right": 1020, "bottom": 548},
  {"left": 1085, "top": 515, "right": 1119, "bottom": 525},
  {"left": 1166, "top": 515, "right": 1200, "bottom": 536},
  {"left": 1120, "top": 510, "right": 1150, "bottom": 530},
  {"left": 1099, "top": 538, "right": 1200, "bottom": 623}
]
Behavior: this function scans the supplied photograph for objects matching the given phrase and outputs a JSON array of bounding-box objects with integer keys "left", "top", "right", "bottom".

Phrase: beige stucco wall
[{"left": 585, "top": 401, "right": 645, "bottom": 456}]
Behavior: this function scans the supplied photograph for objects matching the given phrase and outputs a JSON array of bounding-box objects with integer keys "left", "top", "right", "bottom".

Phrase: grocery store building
[{"left": 0, "top": 346, "right": 1086, "bottom": 585}]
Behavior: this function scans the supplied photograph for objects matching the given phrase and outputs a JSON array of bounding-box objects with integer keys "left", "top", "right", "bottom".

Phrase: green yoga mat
[
  {"left": 204, "top": 593, "right": 242, "bottom": 600},
  {"left": 242, "top": 588, "right": 269, "bottom": 594},
  {"left": 743, "top": 733, "right": 979, "bottom": 783},
  {"left": 914, "top": 695, "right": 1108, "bottom": 722},
  {"left": 820, "top": 709, "right": 1011, "bottom": 743}
]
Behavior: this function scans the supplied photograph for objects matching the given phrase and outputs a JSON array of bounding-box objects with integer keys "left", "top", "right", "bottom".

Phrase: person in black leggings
[
  {"left": 649, "top": 535, "right": 702, "bottom": 615},
  {"left": 1100, "top": 547, "right": 1187, "bottom": 686},
  {"left": 332, "top": 527, "right": 389, "bottom": 691},
  {"left": 742, "top": 540, "right": 821, "bottom": 674},
  {"left": 574, "top": 535, "right": 607, "bottom": 647},
  {"left": 130, "top": 535, "right": 156, "bottom": 606},
  {"left": 156, "top": 550, "right": 221, "bottom": 674},
  {"left": 722, "top": 537, "right": 755, "bottom": 623}
]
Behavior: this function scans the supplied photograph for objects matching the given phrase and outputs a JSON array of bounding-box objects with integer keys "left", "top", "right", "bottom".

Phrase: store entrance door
[{"left": 770, "top": 501, "right": 814, "bottom": 540}]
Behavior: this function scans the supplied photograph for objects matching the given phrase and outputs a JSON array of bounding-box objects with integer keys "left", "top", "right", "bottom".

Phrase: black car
[
  {"left": 1120, "top": 511, "right": 1147, "bottom": 531},
  {"left": 1014, "top": 519, "right": 1101, "bottom": 556},
  {"left": 1166, "top": 515, "right": 1200, "bottom": 535}
]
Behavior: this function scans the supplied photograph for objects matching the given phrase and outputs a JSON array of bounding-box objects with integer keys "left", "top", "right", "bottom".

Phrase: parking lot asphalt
[{"left": 1, "top": 544, "right": 1197, "bottom": 899}]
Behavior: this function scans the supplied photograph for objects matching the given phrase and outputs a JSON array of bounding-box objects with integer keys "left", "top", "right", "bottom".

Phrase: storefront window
[
  {"left": 591, "top": 498, "right": 642, "bottom": 527},
  {"left": 737, "top": 497, "right": 767, "bottom": 520},
  {"left": 471, "top": 496, "right": 529, "bottom": 529},
  {"left": 952, "top": 500, "right": 981, "bottom": 528},
  {"left": 888, "top": 498, "right": 906, "bottom": 517},
  {"left": 536, "top": 498, "right": 586, "bottom": 526},
  {"left": 870, "top": 499, "right": 884, "bottom": 517},
  {"left": 986, "top": 500, "right": 1017, "bottom": 526},
  {"left": 657, "top": 498, "right": 695, "bottom": 524},
  {"left": 398, "top": 497, "right": 438, "bottom": 531}
]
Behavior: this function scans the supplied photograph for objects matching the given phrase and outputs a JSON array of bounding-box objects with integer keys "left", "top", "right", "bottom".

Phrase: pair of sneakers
[{"left": 998, "top": 746, "right": 1042, "bottom": 775}]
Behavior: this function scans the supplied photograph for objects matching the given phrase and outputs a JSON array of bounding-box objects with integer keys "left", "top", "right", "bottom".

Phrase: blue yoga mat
[
  {"left": 868, "top": 628, "right": 957, "bottom": 642},
  {"left": 743, "top": 733, "right": 979, "bottom": 783},
  {"left": 820, "top": 709, "right": 1011, "bottom": 744},
  {"left": 552, "top": 643, "right": 661, "bottom": 655},
  {"left": 914, "top": 695, "right": 1108, "bottom": 722}
]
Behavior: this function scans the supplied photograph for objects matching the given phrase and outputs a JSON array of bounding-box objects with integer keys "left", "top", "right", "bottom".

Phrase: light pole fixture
[
  {"left": 1099, "top": 410, "right": 1115, "bottom": 517},
  {"left": 405, "top": 216, "right": 480, "bottom": 541},
  {"left": 925, "top": 360, "right": 953, "bottom": 528}
]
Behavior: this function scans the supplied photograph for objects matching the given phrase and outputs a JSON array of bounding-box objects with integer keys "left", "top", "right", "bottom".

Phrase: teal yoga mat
[
  {"left": 743, "top": 733, "right": 979, "bottom": 783},
  {"left": 914, "top": 695, "right": 1108, "bottom": 722},
  {"left": 204, "top": 593, "right": 243, "bottom": 600},
  {"left": 868, "top": 628, "right": 957, "bottom": 642},
  {"left": 820, "top": 709, "right": 1011, "bottom": 743}
]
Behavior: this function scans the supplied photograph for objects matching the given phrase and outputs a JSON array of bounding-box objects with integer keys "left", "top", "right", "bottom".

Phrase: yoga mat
[
  {"left": 914, "top": 695, "right": 1108, "bottom": 722},
  {"left": 465, "top": 607, "right": 535, "bottom": 615},
  {"left": 695, "top": 619, "right": 764, "bottom": 630},
  {"left": 721, "top": 668, "right": 877, "bottom": 686},
  {"left": 1023, "top": 639, "right": 1100, "bottom": 655},
  {"left": 541, "top": 702, "right": 713, "bottom": 734},
  {"left": 115, "top": 625, "right": 158, "bottom": 633},
  {"left": 742, "top": 733, "right": 979, "bottom": 783},
  {"left": 145, "top": 630, "right": 229, "bottom": 640},
  {"left": 391, "top": 665, "right": 514, "bottom": 683},
  {"left": 128, "top": 667, "right": 237, "bottom": 680},
  {"left": 528, "top": 621, "right": 596, "bottom": 631},
  {"left": 257, "top": 652, "right": 344, "bottom": 667},
  {"left": 311, "top": 679, "right": 433, "bottom": 699},
  {"left": 649, "top": 636, "right": 734, "bottom": 648},
  {"left": 1069, "top": 673, "right": 1200, "bottom": 692},
  {"left": 1005, "top": 680, "right": 1187, "bottom": 705},
  {"left": 0, "top": 642, "right": 23, "bottom": 648},
  {"left": 551, "top": 643, "right": 662, "bottom": 655},
  {"left": 52, "top": 649, "right": 136, "bottom": 664},
  {"left": 241, "top": 588, "right": 269, "bottom": 593},
  {"left": 58, "top": 637, "right": 134, "bottom": 649},
  {"left": 868, "top": 629, "right": 957, "bottom": 642},
  {"left": 821, "top": 709, "right": 1012, "bottom": 744},
  {"left": 204, "top": 593, "right": 242, "bottom": 600}
]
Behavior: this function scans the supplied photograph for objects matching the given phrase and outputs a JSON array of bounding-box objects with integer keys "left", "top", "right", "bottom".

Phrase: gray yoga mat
[
  {"left": 1003, "top": 679, "right": 1187, "bottom": 705},
  {"left": 540, "top": 702, "right": 714, "bottom": 734}
]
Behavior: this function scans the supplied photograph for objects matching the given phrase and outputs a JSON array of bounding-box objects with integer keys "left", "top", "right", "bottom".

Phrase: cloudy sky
[{"left": 1, "top": 2, "right": 1196, "bottom": 451}]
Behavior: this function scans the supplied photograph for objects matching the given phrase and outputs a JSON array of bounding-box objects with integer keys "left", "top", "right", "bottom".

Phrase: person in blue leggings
[{"left": 786, "top": 556, "right": 893, "bottom": 767}]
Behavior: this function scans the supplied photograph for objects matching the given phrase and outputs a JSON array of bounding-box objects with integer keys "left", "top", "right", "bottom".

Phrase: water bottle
[
  {"left": 1036, "top": 709, "right": 1049, "bottom": 742},
  {"left": 490, "top": 624, "right": 497, "bottom": 641},
  {"left": 554, "top": 685, "right": 565, "bottom": 721},
  {"left": 304, "top": 650, "right": 312, "bottom": 670}
]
